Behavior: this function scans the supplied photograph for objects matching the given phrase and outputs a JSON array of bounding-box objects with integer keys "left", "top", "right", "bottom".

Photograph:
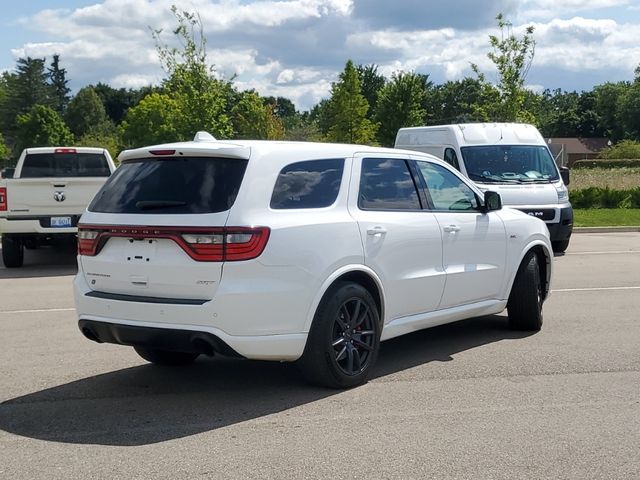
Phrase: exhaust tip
[
  {"left": 81, "top": 327, "right": 102, "bottom": 343},
  {"left": 191, "top": 336, "right": 216, "bottom": 356}
]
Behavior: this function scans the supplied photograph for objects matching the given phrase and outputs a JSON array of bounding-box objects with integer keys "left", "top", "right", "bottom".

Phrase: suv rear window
[
  {"left": 271, "top": 158, "right": 344, "bottom": 209},
  {"left": 21, "top": 152, "right": 111, "bottom": 178},
  {"left": 89, "top": 157, "right": 248, "bottom": 214}
]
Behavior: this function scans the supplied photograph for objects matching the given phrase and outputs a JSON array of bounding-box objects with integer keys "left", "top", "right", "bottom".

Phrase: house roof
[{"left": 547, "top": 138, "right": 610, "bottom": 155}]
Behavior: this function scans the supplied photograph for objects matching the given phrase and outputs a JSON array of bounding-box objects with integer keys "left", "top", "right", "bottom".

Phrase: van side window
[
  {"left": 415, "top": 161, "right": 479, "bottom": 211},
  {"left": 359, "top": 158, "right": 422, "bottom": 210},
  {"left": 444, "top": 148, "right": 460, "bottom": 171}
]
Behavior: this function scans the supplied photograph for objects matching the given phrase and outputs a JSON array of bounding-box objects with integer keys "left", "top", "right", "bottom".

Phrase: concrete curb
[{"left": 574, "top": 226, "right": 640, "bottom": 234}]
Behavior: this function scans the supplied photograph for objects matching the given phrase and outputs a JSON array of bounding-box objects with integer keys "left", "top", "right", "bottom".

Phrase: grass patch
[
  {"left": 569, "top": 167, "right": 640, "bottom": 191},
  {"left": 574, "top": 209, "right": 640, "bottom": 227}
]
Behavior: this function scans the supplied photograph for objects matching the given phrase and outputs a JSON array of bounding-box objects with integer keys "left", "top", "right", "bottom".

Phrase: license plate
[{"left": 51, "top": 216, "right": 72, "bottom": 227}]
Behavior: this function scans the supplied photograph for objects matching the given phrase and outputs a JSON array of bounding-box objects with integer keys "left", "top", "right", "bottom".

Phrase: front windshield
[{"left": 461, "top": 145, "right": 559, "bottom": 183}]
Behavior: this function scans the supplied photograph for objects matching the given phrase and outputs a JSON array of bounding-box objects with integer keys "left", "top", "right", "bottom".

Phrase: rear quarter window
[
  {"left": 89, "top": 157, "right": 248, "bottom": 214},
  {"left": 270, "top": 158, "right": 344, "bottom": 209},
  {"left": 20, "top": 152, "right": 111, "bottom": 178}
]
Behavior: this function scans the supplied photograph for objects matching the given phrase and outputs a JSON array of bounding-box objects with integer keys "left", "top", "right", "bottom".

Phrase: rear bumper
[
  {"left": 0, "top": 216, "right": 79, "bottom": 234},
  {"left": 73, "top": 273, "right": 308, "bottom": 361},
  {"left": 76, "top": 316, "right": 307, "bottom": 361}
]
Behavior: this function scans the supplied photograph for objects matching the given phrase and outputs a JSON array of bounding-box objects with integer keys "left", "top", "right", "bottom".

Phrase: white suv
[{"left": 74, "top": 133, "right": 553, "bottom": 388}]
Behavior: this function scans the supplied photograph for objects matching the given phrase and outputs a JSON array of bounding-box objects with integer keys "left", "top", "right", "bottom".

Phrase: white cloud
[
  {"left": 5, "top": 0, "right": 640, "bottom": 110},
  {"left": 520, "top": 0, "right": 632, "bottom": 20}
]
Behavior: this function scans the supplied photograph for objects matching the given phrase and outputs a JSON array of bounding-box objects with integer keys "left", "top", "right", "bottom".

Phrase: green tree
[
  {"left": 356, "top": 64, "right": 386, "bottom": 119},
  {"left": 617, "top": 81, "right": 640, "bottom": 140},
  {"left": 0, "top": 57, "right": 54, "bottom": 141},
  {"left": 375, "top": 71, "right": 428, "bottom": 146},
  {"left": 309, "top": 99, "right": 333, "bottom": 136},
  {"left": 75, "top": 131, "right": 120, "bottom": 161},
  {"left": 15, "top": 104, "right": 74, "bottom": 152},
  {"left": 0, "top": 132, "right": 10, "bottom": 161},
  {"left": 326, "top": 60, "right": 378, "bottom": 144},
  {"left": 425, "top": 78, "right": 498, "bottom": 124},
  {"left": 262, "top": 96, "right": 297, "bottom": 120},
  {"left": 152, "top": 6, "right": 233, "bottom": 139},
  {"left": 282, "top": 114, "right": 324, "bottom": 141},
  {"left": 576, "top": 91, "right": 603, "bottom": 137},
  {"left": 47, "top": 54, "right": 70, "bottom": 114},
  {"left": 232, "top": 91, "right": 284, "bottom": 139},
  {"left": 120, "top": 92, "right": 180, "bottom": 147},
  {"left": 65, "top": 87, "right": 109, "bottom": 138},
  {"left": 593, "top": 82, "right": 628, "bottom": 141},
  {"left": 93, "top": 83, "right": 157, "bottom": 124},
  {"left": 473, "top": 13, "right": 536, "bottom": 122}
]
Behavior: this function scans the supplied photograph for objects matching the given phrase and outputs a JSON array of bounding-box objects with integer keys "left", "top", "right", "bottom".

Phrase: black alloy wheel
[
  {"left": 332, "top": 297, "right": 376, "bottom": 376},
  {"left": 299, "top": 281, "right": 381, "bottom": 388}
]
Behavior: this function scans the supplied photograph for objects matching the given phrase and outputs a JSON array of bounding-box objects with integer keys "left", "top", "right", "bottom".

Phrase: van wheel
[
  {"left": 134, "top": 347, "right": 199, "bottom": 366},
  {"left": 507, "top": 252, "right": 543, "bottom": 331},
  {"left": 2, "top": 235, "right": 24, "bottom": 268},
  {"left": 299, "top": 282, "right": 380, "bottom": 389},
  {"left": 552, "top": 239, "right": 570, "bottom": 253}
]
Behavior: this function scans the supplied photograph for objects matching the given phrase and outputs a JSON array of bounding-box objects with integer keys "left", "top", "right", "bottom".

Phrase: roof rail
[{"left": 193, "top": 131, "right": 217, "bottom": 142}]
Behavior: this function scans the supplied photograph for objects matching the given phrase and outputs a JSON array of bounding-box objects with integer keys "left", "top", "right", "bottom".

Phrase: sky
[{"left": 1, "top": 0, "right": 640, "bottom": 111}]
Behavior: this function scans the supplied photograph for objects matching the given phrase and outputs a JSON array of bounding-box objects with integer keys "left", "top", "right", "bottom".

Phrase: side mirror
[
  {"left": 1, "top": 168, "right": 15, "bottom": 179},
  {"left": 482, "top": 190, "right": 502, "bottom": 212},
  {"left": 560, "top": 166, "right": 570, "bottom": 186}
]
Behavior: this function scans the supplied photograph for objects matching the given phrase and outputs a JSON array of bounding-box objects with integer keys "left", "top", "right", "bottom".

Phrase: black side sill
[{"left": 85, "top": 290, "right": 208, "bottom": 305}]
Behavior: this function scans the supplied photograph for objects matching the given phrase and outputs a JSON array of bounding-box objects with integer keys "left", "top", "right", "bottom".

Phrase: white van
[{"left": 395, "top": 123, "right": 572, "bottom": 252}]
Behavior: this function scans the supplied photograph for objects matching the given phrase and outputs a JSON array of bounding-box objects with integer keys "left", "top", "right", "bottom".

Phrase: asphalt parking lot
[{"left": 1, "top": 233, "right": 639, "bottom": 480}]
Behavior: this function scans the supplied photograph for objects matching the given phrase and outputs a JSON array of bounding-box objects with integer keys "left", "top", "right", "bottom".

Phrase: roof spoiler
[{"left": 193, "top": 131, "right": 217, "bottom": 142}]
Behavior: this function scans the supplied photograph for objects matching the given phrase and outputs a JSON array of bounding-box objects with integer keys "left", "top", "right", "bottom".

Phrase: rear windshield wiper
[{"left": 135, "top": 200, "right": 187, "bottom": 210}]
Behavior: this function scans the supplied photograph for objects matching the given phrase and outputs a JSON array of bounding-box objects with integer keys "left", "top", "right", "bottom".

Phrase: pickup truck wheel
[
  {"left": 552, "top": 239, "right": 570, "bottom": 254},
  {"left": 134, "top": 347, "right": 199, "bottom": 366},
  {"left": 507, "top": 252, "right": 543, "bottom": 331},
  {"left": 2, "top": 236, "right": 24, "bottom": 268},
  {"left": 299, "top": 282, "right": 380, "bottom": 389}
]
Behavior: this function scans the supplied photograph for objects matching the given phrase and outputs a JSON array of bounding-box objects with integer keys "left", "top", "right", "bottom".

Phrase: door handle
[
  {"left": 443, "top": 225, "right": 461, "bottom": 233},
  {"left": 367, "top": 226, "right": 387, "bottom": 236}
]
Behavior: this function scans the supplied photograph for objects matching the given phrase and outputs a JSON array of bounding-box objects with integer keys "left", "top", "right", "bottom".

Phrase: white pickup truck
[{"left": 0, "top": 147, "right": 116, "bottom": 268}]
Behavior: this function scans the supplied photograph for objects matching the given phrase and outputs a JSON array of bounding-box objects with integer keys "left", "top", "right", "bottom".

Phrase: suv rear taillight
[
  {"left": 0, "top": 187, "right": 6, "bottom": 211},
  {"left": 77, "top": 225, "right": 270, "bottom": 262}
]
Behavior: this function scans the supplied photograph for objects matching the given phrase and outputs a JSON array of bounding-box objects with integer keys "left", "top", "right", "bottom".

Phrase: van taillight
[
  {"left": 77, "top": 225, "right": 270, "bottom": 262},
  {"left": 0, "top": 187, "right": 7, "bottom": 211}
]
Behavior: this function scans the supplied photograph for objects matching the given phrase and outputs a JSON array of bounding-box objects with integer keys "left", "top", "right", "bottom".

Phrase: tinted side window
[
  {"left": 21, "top": 153, "right": 111, "bottom": 178},
  {"left": 271, "top": 159, "right": 344, "bottom": 209},
  {"left": 89, "top": 157, "right": 248, "bottom": 214},
  {"left": 416, "top": 161, "right": 479, "bottom": 211},
  {"left": 444, "top": 148, "right": 460, "bottom": 170},
  {"left": 359, "top": 158, "right": 421, "bottom": 210}
]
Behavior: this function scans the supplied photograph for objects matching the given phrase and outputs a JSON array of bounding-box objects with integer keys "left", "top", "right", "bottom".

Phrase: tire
[
  {"left": 134, "top": 347, "right": 199, "bottom": 366},
  {"left": 2, "top": 235, "right": 24, "bottom": 268},
  {"left": 507, "top": 252, "right": 543, "bottom": 331},
  {"left": 552, "top": 239, "right": 570, "bottom": 254},
  {"left": 299, "top": 282, "right": 381, "bottom": 389}
]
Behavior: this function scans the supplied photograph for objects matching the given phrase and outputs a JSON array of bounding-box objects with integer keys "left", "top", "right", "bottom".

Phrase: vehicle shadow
[
  {"left": 0, "top": 314, "right": 534, "bottom": 446},
  {"left": 0, "top": 244, "right": 77, "bottom": 279}
]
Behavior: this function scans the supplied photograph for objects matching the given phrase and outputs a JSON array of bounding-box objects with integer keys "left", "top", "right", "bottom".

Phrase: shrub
[
  {"left": 598, "top": 140, "right": 640, "bottom": 160},
  {"left": 570, "top": 187, "right": 640, "bottom": 209},
  {"left": 572, "top": 159, "right": 640, "bottom": 169}
]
